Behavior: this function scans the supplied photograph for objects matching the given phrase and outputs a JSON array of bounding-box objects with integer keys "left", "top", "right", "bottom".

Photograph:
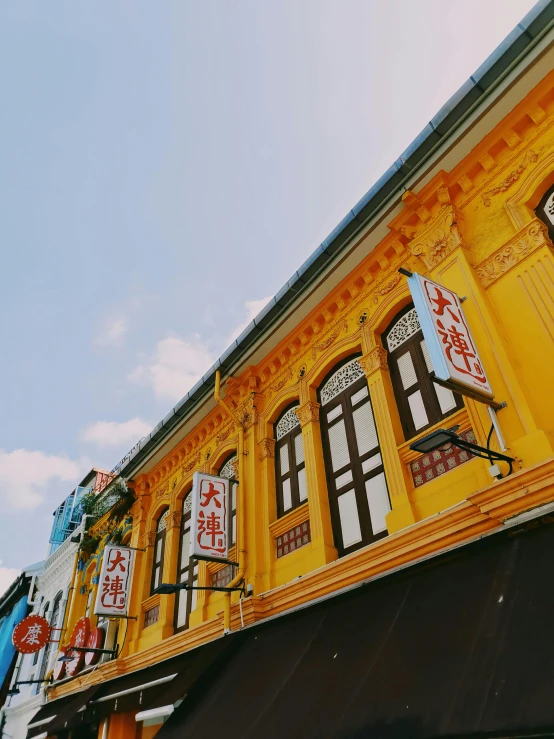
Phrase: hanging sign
[
  {"left": 94, "top": 545, "right": 135, "bottom": 617},
  {"left": 65, "top": 616, "right": 90, "bottom": 677},
  {"left": 190, "top": 472, "right": 230, "bottom": 562},
  {"left": 406, "top": 272, "right": 494, "bottom": 401},
  {"left": 84, "top": 627, "right": 105, "bottom": 666},
  {"left": 12, "top": 614, "right": 51, "bottom": 654},
  {"left": 53, "top": 646, "right": 68, "bottom": 681}
]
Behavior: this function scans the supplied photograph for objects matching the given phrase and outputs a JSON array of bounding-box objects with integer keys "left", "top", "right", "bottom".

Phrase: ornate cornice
[
  {"left": 408, "top": 206, "right": 465, "bottom": 270},
  {"left": 258, "top": 438, "right": 276, "bottom": 461},
  {"left": 311, "top": 320, "right": 348, "bottom": 359},
  {"left": 295, "top": 401, "right": 320, "bottom": 427},
  {"left": 481, "top": 150, "right": 539, "bottom": 207},
  {"left": 475, "top": 219, "right": 552, "bottom": 288}
]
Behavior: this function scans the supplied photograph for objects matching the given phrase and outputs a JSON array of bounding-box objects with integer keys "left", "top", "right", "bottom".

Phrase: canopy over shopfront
[
  {"left": 156, "top": 518, "right": 554, "bottom": 739},
  {"left": 31, "top": 517, "right": 554, "bottom": 738}
]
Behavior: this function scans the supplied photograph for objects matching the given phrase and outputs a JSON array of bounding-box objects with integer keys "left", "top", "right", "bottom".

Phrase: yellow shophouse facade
[{"left": 35, "top": 4, "right": 554, "bottom": 737}]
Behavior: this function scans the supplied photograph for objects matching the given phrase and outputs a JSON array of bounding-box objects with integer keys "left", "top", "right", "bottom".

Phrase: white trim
[
  {"left": 34, "top": 733, "right": 48, "bottom": 739},
  {"left": 91, "top": 673, "right": 178, "bottom": 703},
  {"left": 135, "top": 705, "right": 174, "bottom": 722}
]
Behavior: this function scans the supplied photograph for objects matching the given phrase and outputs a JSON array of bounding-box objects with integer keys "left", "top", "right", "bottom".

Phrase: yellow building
[{"left": 28, "top": 4, "right": 554, "bottom": 738}]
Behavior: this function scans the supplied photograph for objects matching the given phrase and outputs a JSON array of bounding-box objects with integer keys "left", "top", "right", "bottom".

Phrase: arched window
[
  {"left": 319, "top": 356, "right": 390, "bottom": 557},
  {"left": 151, "top": 508, "right": 169, "bottom": 594},
  {"left": 274, "top": 404, "right": 307, "bottom": 517},
  {"left": 219, "top": 454, "right": 238, "bottom": 546},
  {"left": 536, "top": 183, "right": 554, "bottom": 242},
  {"left": 175, "top": 490, "right": 198, "bottom": 632},
  {"left": 385, "top": 305, "right": 463, "bottom": 439}
]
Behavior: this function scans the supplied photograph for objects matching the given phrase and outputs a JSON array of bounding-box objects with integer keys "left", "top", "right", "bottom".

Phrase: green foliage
[{"left": 78, "top": 478, "right": 136, "bottom": 564}]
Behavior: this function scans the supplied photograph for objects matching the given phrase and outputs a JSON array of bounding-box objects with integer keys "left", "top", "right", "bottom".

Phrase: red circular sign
[
  {"left": 53, "top": 646, "right": 67, "bottom": 681},
  {"left": 65, "top": 617, "right": 90, "bottom": 677},
  {"left": 12, "top": 615, "right": 51, "bottom": 654},
  {"left": 84, "top": 627, "right": 105, "bottom": 666}
]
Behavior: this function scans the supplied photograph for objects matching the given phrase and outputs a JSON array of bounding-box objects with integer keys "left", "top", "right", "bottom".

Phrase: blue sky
[{"left": 0, "top": 0, "right": 538, "bottom": 586}]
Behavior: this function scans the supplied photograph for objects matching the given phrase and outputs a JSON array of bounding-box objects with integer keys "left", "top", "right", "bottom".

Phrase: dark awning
[
  {"left": 26, "top": 686, "right": 98, "bottom": 739},
  {"left": 37, "top": 685, "right": 100, "bottom": 736},
  {"left": 156, "top": 519, "right": 554, "bottom": 739},
  {"left": 37, "top": 631, "right": 236, "bottom": 736}
]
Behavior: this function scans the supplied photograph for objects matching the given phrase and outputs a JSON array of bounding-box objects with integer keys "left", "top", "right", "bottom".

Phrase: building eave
[{"left": 119, "top": 0, "right": 554, "bottom": 481}]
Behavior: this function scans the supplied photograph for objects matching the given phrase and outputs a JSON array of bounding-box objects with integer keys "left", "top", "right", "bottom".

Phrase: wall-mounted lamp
[{"left": 409, "top": 426, "right": 514, "bottom": 478}]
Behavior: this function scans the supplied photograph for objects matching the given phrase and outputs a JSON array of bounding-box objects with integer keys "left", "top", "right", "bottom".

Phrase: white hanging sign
[
  {"left": 190, "top": 472, "right": 230, "bottom": 562},
  {"left": 94, "top": 545, "right": 135, "bottom": 617},
  {"left": 406, "top": 272, "right": 494, "bottom": 401}
]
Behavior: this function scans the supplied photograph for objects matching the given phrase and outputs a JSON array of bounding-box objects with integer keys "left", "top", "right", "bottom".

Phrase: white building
[{"left": 1, "top": 469, "right": 111, "bottom": 739}]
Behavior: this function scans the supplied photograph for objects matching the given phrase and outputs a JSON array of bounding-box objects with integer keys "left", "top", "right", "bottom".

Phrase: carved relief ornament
[
  {"left": 268, "top": 366, "right": 293, "bottom": 394},
  {"left": 258, "top": 438, "right": 276, "bottom": 461},
  {"left": 481, "top": 150, "right": 538, "bottom": 207},
  {"left": 409, "top": 206, "right": 465, "bottom": 270},
  {"left": 168, "top": 511, "right": 182, "bottom": 530},
  {"left": 295, "top": 401, "right": 320, "bottom": 427},
  {"left": 311, "top": 320, "right": 348, "bottom": 360},
  {"left": 475, "top": 219, "right": 551, "bottom": 288},
  {"left": 358, "top": 348, "right": 388, "bottom": 376},
  {"left": 141, "top": 531, "right": 157, "bottom": 548}
]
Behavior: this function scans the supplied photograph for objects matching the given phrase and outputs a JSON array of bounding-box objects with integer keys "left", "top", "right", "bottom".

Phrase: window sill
[
  {"left": 269, "top": 502, "right": 309, "bottom": 539},
  {"left": 141, "top": 593, "right": 161, "bottom": 614}
]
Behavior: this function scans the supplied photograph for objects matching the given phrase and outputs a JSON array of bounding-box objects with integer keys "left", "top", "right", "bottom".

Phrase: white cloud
[
  {"left": 94, "top": 317, "right": 127, "bottom": 347},
  {"left": 128, "top": 297, "right": 273, "bottom": 403},
  {"left": 227, "top": 296, "right": 272, "bottom": 344},
  {"left": 0, "top": 562, "right": 20, "bottom": 597},
  {"left": 129, "top": 336, "right": 215, "bottom": 402},
  {"left": 0, "top": 449, "right": 87, "bottom": 510},
  {"left": 81, "top": 418, "right": 152, "bottom": 447}
]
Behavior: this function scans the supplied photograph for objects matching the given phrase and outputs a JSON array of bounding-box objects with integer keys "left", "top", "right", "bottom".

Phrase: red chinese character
[
  {"left": 427, "top": 284, "right": 459, "bottom": 323},
  {"left": 100, "top": 575, "right": 126, "bottom": 609},
  {"left": 21, "top": 624, "right": 43, "bottom": 646},
  {"left": 107, "top": 550, "right": 127, "bottom": 573},
  {"left": 200, "top": 482, "right": 221, "bottom": 508},
  {"left": 197, "top": 510, "right": 225, "bottom": 552}
]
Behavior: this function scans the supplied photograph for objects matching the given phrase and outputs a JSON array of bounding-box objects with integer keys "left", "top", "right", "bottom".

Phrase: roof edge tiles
[{"left": 119, "top": 0, "right": 554, "bottom": 480}]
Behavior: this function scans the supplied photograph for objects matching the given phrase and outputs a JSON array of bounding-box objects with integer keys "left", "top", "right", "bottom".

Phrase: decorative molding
[
  {"left": 258, "top": 438, "right": 276, "bottom": 461},
  {"left": 358, "top": 347, "right": 388, "bottom": 376},
  {"left": 371, "top": 274, "right": 402, "bottom": 304},
  {"left": 295, "top": 401, "right": 320, "bottom": 427},
  {"left": 141, "top": 531, "right": 157, "bottom": 548},
  {"left": 237, "top": 393, "right": 258, "bottom": 429},
  {"left": 182, "top": 451, "right": 202, "bottom": 474},
  {"left": 409, "top": 206, "right": 465, "bottom": 270},
  {"left": 481, "top": 150, "right": 538, "bottom": 206},
  {"left": 215, "top": 425, "right": 234, "bottom": 444},
  {"left": 168, "top": 511, "right": 182, "bottom": 530},
  {"left": 269, "top": 366, "right": 293, "bottom": 394},
  {"left": 155, "top": 484, "right": 169, "bottom": 500},
  {"left": 475, "top": 219, "right": 551, "bottom": 288},
  {"left": 311, "top": 320, "right": 348, "bottom": 359}
]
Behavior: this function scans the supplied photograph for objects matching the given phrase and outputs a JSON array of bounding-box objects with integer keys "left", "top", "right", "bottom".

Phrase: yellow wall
[{"left": 52, "top": 68, "right": 554, "bottom": 701}]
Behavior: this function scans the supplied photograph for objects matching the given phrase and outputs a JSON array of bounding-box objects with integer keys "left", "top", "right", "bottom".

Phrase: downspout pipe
[{"left": 214, "top": 370, "right": 246, "bottom": 633}]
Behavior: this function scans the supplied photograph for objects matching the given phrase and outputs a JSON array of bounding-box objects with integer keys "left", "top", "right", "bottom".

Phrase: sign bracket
[{"left": 430, "top": 373, "right": 506, "bottom": 411}]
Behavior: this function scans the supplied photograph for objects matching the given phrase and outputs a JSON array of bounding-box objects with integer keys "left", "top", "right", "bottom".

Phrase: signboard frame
[
  {"left": 405, "top": 271, "right": 496, "bottom": 405},
  {"left": 190, "top": 471, "right": 232, "bottom": 564},
  {"left": 94, "top": 545, "right": 135, "bottom": 618}
]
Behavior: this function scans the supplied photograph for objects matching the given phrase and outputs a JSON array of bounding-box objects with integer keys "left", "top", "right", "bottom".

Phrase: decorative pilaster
[
  {"left": 295, "top": 401, "right": 337, "bottom": 566},
  {"left": 258, "top": 437, "right": 277, "bottom": 591}
]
